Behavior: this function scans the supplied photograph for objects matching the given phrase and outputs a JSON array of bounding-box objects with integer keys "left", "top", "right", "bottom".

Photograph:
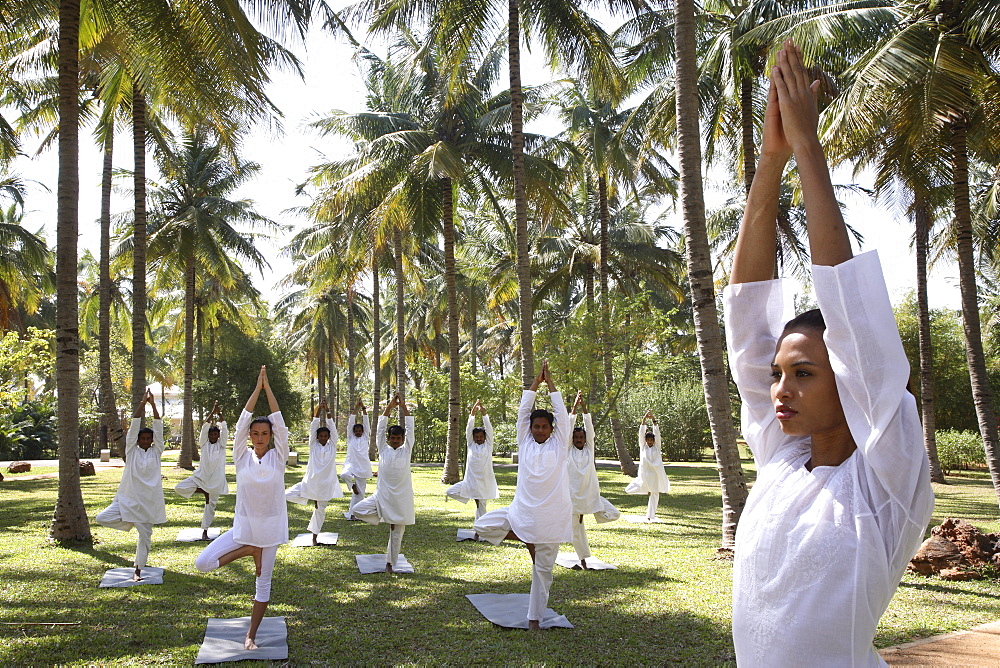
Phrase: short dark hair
[
  {"left": 207, "top": 425, "right": 221, "bottom": 434},
  {"left": 316, "top": 426, "right": 331, "bottom": 437},
  {"left": 137, "top": 428, "right": 154, "bottom": 439},
  {"left": 529, "top": 408, "right": 554, "bottom": 428},
  {"left": 353, "top": 423, "right": 364, "bottom": 431},
  {"left": 782, "top": 308, "right": 826, "bottom": 336},
  {"left": 645, "top": 431, "right": 655, "bottom": 440},
  {"left": 472, "top": 427, "right": 486, "bottom": 437},
  {"left": 573, "top": 426, "right": 586, "bottom": 434},
  {"left": 387, "top": 424, "right": 405, "bottom": 437}
]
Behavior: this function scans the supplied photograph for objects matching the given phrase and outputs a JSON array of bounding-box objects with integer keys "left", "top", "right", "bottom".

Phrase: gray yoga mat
[
  {"left": 355, "top": 553, "right": 413, "bottom": 574},
  {"left": 466, "top": 593, "right": 573, "bottom": 629},
  {"left": 99, "top": 567, "right": 164, "bottom": 588},
  {"left": 291, "top": 532, "right": 338, "bottom": 547},
  {"left": 555, "top": 553, "right": 617, "bottom": 570},
  {"left": 456, "top": 529, "right": 487, "bottom": 542},
  {"left": 195, "top": 616, "right": 287, "bottom": 664},
  {"left": 175, "top": 528, "right": 220, "bottom": 542}
]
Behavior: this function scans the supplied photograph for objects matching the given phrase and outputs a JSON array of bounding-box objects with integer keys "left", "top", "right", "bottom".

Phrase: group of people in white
[{"left": 92, "top": 40, "right": 937, "bottom": 664}]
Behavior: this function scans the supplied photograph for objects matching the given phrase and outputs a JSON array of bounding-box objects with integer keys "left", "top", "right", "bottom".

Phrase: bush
[
  {"left": 0, "top": 399, "right": 56, "bottom": 459},
  {"left": 619, "top": 378, "right": 713, "bottom": 462},
  {"left": 935, "top": 429, "right": 985, "bottom": 474}
]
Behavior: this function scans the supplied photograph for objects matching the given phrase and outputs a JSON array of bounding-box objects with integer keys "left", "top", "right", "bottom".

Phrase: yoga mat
[
  {"left": 466, "top": 593, "right": 573, "bottom": 629},
  {"left": 456, "top": 529, "right": 487, "bottom": 542},
  {"left": 175, "top": 528, "right": 220, "bottom": 542},
  {"left": 99, "top": 567, "right": 164, "bottom": 588},
  {"left": 355, "top": 553, "right": 413, "bottom": 574},
  {"left": 291, "top": 532, "right": 338, "bottom": 547},
  {"left": 195, "top": 616, "right": 287, "bottom": 664},
  {"left": 555, "top": 553, "right": 617, "bottom": 570}
]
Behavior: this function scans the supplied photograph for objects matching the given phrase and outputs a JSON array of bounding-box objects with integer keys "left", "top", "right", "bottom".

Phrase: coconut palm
[{"left": 0, "top": 200, "right": 53, "bottom": 332}]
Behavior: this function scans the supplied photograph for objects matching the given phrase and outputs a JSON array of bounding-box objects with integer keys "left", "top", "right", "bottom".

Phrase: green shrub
[
  {"left": 935, "top": 429, "right": 985, "bottom": 474},
  {"left": 619, "top": 378, "right": 713, "bottom": 461}
]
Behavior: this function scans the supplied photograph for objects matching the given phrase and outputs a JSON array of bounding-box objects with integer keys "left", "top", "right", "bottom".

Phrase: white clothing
[
  {"left": 724, "top": 251, "right": 934, "bottom": 668},
  {"left": 106, "top": 418, "right": 166, "bottom": 525},
  {"left": 346, "top": 478, "right": 366, "bottom": 516},
  {"left": 571, "top": 513, "right": 591, "bottom": 560},
  {"left": 567, "top": 413, "right": 619, "bottom": 518},
  {"left": 646, "top": 492, "right": 660, "bottom": 520},
  {"left": 285, "top": 484, "right": 329, "bottom": 534},
  {"left": 95, "top": 499, "right": 153, "bottom": 568},
  {"left": 625, "top": 425, "right": 671, "bottom": 495},
  {"left": 195, "top": 531, "right": 278, "bottom": 602},
  {"left": 287, "top": 417, "right": 343, "bottom": 502},
  {"left": 474, "top": 498, "right": 487, "bottom": 520},
  {"left": 359, "top": 415, "right": 416, "bottom": 525},
  {"left": 387, "top": 525, "right": 405, "bottom": 566},
  {"left": 340, "top": 413, "right": 373, "bottom": 481},
  {"left": 175, "top": 477, "right": 220, "bottom": 529},
  {"left": 231, "top": 410, "right": 289, "bottom": 548},
  {"left": 507, "top": 390, "right": 572, "bottom": 544},
  {"left": 177, "top": 422, "right": 230, "bottom": 498},
  {"left": 446, "top": 414, "right": 499, "bottom": 503}
]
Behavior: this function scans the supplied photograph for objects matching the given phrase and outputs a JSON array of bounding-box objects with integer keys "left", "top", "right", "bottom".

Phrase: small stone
[
  {"left": 8, "top": 461, "right": 31, "bottom": 473},
  {"left": 908, "top": 535, "right": 964, "bottom": 575},
  {"left": 79, "top": 460, "right": 96, "bottom": 477},
  {"left": 939, "top": 567, "right": 983, "bottom": 581}
]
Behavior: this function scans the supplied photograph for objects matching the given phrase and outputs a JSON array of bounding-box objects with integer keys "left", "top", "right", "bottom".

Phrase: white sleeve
[
  {"left": 232, "top": 410, "right": 253, "bottom": 466},
  {"left": 219, "top": 421, "right": 228, "bottom": 445},
  {"left": 550, "top": 391, "right": 570, "bottom": 449},
  {"left": 326, "top": 416, "right": 338, "bottom": 446},
  {"left": 482, "top": 414, "right": 494, "bottom": 448},
  {"left": 363, "top": 413, "right": 371, "bottom": 435},
  {"left": 466, "top": 415, "right": 475, "bottom": 445},
  {"left": 347, "top": 414, "right": 357, "bottom": 437},
  {"left": 376, "top": 415, "right": 388, "bottom": 451},
  {"left": 152, "top": 419, "right": 165, "bottom": 454},
  {"left": 126, "top": 418, "right": 140, "bottom": 454},
  {"left": 405, "top": 415, "right": 415, "bottom": 449},
  {"left": 199, "top": 422, "right": 211, "bottom": 448},
  {"left": 270, "top": 411, "right": 289, "bottom": 462},
  {"left": 584, "top": 413, "right": 595, "bottom": 449},
  {"left": 517, "top": 391, "right": 536, "bottom": 444},
  {"left": 653, "top": 424, "right": 661, "bottom": 450},
  {"left": 309, "top": 417, "right": 321, "bottom": 448}
]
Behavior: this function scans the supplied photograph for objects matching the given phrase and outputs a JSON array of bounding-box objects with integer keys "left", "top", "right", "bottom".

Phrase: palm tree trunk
[
  {"left": 131, "top": 86, "right": 147, "bottom": 410},
  {"left": 393, "top": 230, "right": 407, "bottom": 415},
  {"left": 914, "top": 198, "right": 945, "bottom": 483},
  {"left": 317, "top": 348, "right": 326, "bottom": 404},
  {"left": 178, "top": 254, "right": 196, "bottom": 469},
  {"left": 675, "top": 0, "right": 748, "bottom": 550},
  {"left": 509, "top": 0, "right": 534, "bottom": 389},
  {"left": 740, "top": 76, "right": 756, "bottom": 195},
  {"left": 951, "top": 118, "right": 1000, "bottom": 507},
  {"left": 469, "top": 283, "right": 478, "bottom": 373},
  {"left": 370, "top": 256, "right": 381, "bottom": 459},
  {"left": 51, "top": 0, "right": 91, "bottom": 542},
  {"left": 347, "top": 289, "right": 356, "bottom": 402},
  {"left": 99, "top": 123, "right": 124, "bottom": 458},
  {"left": 598, "top": 176, "right": 637, "bottom": 476},
  {"left": 441, "top": 178, "right": 462, "bottom": 484}
]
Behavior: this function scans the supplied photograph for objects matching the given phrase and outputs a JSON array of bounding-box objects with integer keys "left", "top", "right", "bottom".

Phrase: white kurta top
[
  {"left": 341, "top": 413, "right": 373, "bottom": 480},
  {"left": 724, "top": 251, "right": 934, "bottom": 668},
  {"left": 188, "top": 421, "right": 229, "bottom": 497},
  {"left": 456, "top": 414, "right": 500, "bottom": 499},
  {"left": 297, "top": 417, "right": 343, "bottom": 501},
  {"left": 626, "top": 425, "right": 670, "bottom": 494},
  {"left": 509, "top": 390, "right": 572, "bottom": 544},
  {"left": 567, "top": 413, "right": 604, "bottom": 514},
  {"left": 232, "top": 410, "right": 289, "bottom": 548},
  {"left": 116, "top": 418, "right": 166, "bottom": 524},
  {"left": 371, "top": 415, "right": 416, "bottom": 525}
]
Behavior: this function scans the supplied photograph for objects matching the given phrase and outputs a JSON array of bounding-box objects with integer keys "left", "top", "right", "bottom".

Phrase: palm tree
[{"left": 0, "top": 200, "right": 53, "bottom": 332}]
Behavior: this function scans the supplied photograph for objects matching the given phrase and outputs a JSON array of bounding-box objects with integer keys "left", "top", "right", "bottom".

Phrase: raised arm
[
  {"left": 382, "top": 392, "right": 400, "bottom": 417},
  {"left": 482, "top": 413, "right": 494, "bottom": 448},
  {"left": 466, "top": 412, "right": 476, "bottom": 444},
  {"left": 583, "top": 413, "right": 594, "bottom": 450},
  {"left": 405, "top": 415, "right": 415, "bottom": 449},
  {"left": 244, "top": 367, "right": 265, "bottom": 413},
  {"left": 260, "top": 366, "right": 280, "bottom": 414}
]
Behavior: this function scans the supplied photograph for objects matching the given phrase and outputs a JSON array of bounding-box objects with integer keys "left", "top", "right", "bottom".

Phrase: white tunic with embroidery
[
  {"left": 448, "top": 414, "right": 500, "bottom": 500},
  {"left": 724, "top": 251, "right": 934, "bottom": 668},
  {"left": 189, "top": 421, "right": 229, "bottom": 497},
  {"left": 231, "top": 410, "right": 289, "bottom": 548},
  {"left": 625, "top": 425, "right": 670, "bottom": 495},
  {"left": 508, "top": 390, "right": 572, "bottom": 544},
  {"left": 296, "top": 417, "right": 343, "bottom": 501},
  {"left": 117, "top": 418, "right": 167, "bottom": 524},
  {"left": 567, "top": 413, "right": 605, "bottom": 514},
  {"left": 341, "top": 413, "right": 373, "bottom": 480},
  {"left": 370, "top": 415, "right": 416, "bottom": 525}
]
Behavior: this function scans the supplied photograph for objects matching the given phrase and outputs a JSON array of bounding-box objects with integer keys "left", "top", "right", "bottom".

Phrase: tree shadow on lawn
[{"left": 898, "top": 578, "right": 1000, "bottom": 601}]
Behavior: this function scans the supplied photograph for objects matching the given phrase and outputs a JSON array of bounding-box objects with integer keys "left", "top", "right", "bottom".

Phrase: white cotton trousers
[
  {"left": 387, "top": 525, "right": 405, "bottom": 566},
  {"left": 285, "top": 483, "right": 329, "bottom": 534},
  {"left": 194, "top": 531, "right": 278, "bottom": 603},
  {"left": 475, "top": 499, "right": 487, "bottom": 520},
  {"left": 96, "top": 499, "right": 153, "bottom": 568},
  {"left": 351, "top": 495, "right": 380, "bottom": 525},
  {"left": 175, "top": 477, "right": 220, "bottom": 529},
  {"left": 647, "top": 492, "right": 660, "bottom": 520},
  {"left": 342, "top": 475, "right": 367, "bottom": 516},
  {"left": 571, "top": 513, "right": 591, "bottom": 561}
]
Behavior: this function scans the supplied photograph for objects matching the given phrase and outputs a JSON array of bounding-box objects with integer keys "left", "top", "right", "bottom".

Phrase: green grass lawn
[{"left": 1, "top": 458, "right": 998, "bottom": 665}]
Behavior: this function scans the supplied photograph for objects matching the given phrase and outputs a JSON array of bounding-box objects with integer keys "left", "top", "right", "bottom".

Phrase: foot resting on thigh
[
  {"left": 352, "top": 483, "right": 360, "bottom": 495},
  {"left": 198, "top": 487, "right": 209, "bottom": 503},
  {"left": 252, "top": 546, "right": 263, "bottom": 576}
]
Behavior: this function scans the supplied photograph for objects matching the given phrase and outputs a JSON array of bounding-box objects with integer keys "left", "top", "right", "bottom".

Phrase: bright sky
[{"left": 15, "top": 18, "right": 961, "bottom": 314}]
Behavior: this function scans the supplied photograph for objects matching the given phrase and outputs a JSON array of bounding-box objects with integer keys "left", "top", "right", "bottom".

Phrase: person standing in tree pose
[
  {"left": 340, "top": 399, "right": 372, "bottom": 520},
  {"left": 175, "top": 400, "right": 229, "bottom": 540},
  {"left": 625, "top": 411, "right": 670, "bottom": 521},
  {"left": 725, "top": 40, "right": 934, "bottom": 666},
  {"left": 285, "top": 398, "right": 342, "bottom": 545},
  {"left": 567, "top": 392, "right": 620, "bottom": 568},
  {"left": 446, "top": 399, "right": 499, "bottom": 523},
  {"left": 351, "top": 392, "right": 415, "bottom": 572},
  {"left": 194, "top": 366, "right": 289, "bottom": 651},
  {"left": 474, "top": 361, "right": 571, "bottom": 630},
  {"left": 96, "top": 388, "right": 165, "bottom": 581}
]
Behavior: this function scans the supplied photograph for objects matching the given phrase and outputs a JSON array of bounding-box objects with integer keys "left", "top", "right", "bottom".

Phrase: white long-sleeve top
[
  {"left": 296, "top": 416, "right": 343, "bottom": 501},
  {"left": 341, "top": 413, "right": 373, "bottom": 480},
  {"left": 458, "top": 414, "right": 499, "bottom": 500},
  {"left": 724, "top": 251, "right": 934, "bottom": 668},
  {"left": 509, "top": 390, "right": 572, "bottom": 544},
  {"left": 116, "top": 418, "right": 166, "bottom": 524},
  {"left": 370, "top": 415, "right": 415, "bottom": 525},
  {"left": 231, "top": 410, "right": 289, "bottom": 548},
  {"left": 187, "top": 421, "right": 229, "bottom": 497},
  {"left": 567, "top": 413, "right": 605, "bottom": 514},
  {"left": 626, "top": 424, "right": 670, "bottom": 494}
]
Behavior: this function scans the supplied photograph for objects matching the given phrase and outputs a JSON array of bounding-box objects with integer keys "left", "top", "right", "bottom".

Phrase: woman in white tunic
[
  {"left": 195, "top": 366, "right": 289, "bottom": 651},
  {"left": 474, "top": 361, "right": 571, "bottom": 629},
  {"left": 96, "top": 388, "right": 165, "bottom": 581},
  {"left": 341, "top": 399, "right": 373, "bottom": 520},
  {"left": 625, "top": 411, "right": 670, "bottom": 521},
  {"left": 175, "top": 400, "right": 229, "bottom": 540},
  {"left": 352, "top": 392, "right": 415, "bottom": 572},
  {"left": 724, "top": 41, "right": 934, "bottom": 667},
  {"left": 285, "top": 398, "right": 343, "bottom": 544},
  {"left": 567, "top": 392, "right": 620, "bottom": 568},
  {"left": 446, "top": 399, "right": 499, "bottom": 521}
]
